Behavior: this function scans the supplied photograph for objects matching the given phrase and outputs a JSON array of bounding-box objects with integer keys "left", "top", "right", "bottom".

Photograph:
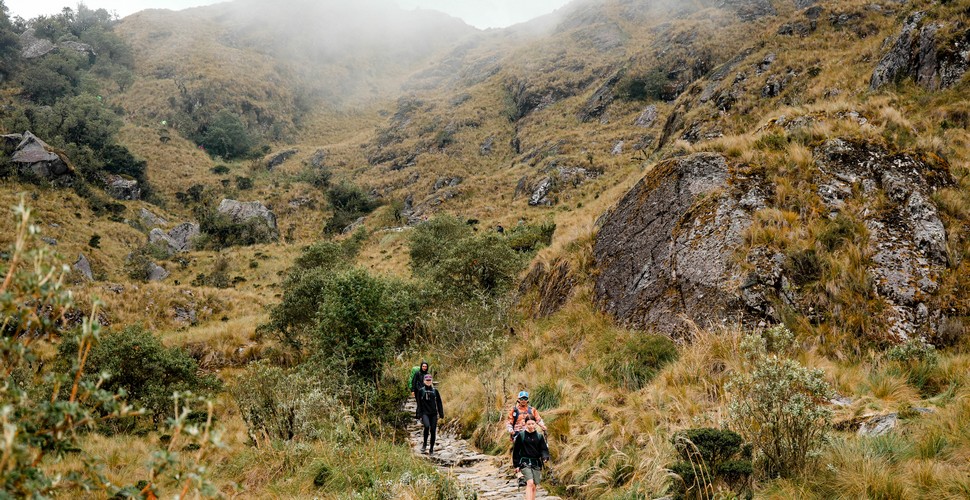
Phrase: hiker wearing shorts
[
  {"left": 415, "top": 374, "right": 443, "bottom": 454},
  {"left": 507, "top": 390, "right": 546, "bottom": 440},
  {"left": 512, "top": 416, "right": 549, "bottom": 500}
]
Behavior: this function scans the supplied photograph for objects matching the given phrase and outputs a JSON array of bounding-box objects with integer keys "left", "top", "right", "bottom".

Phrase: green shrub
[
  {"left": 885, "top": 339, "right": 947, "bottom": 396},
  {"left": 191, "top": 256, "right": 232, "bottom": 288},
  {"left": 298, "top": 165, "right": 333, "bottom": 190},
  {"left": 603, "top": 333, "right": 679, "bottom": 391},
  {"left": 785, "top": 248, "right": 823, "bottom": 287},
  {"left": 196, "top": 207, "right": 276, "bottom": 249},
  {"left": 529, "top": 382, "right": 563, "bottom": 411},
  {"left": 324, "top": 181, "right": 381, "bottom": 234},
  {"left": 235, "top": 175, "right": 253, "bottom": 190},
  {"left": 727, "top": 327, "right": 833, "bottom": 479},
  {"left": 754, "top": 133, "right": 788, "bottom": 151},
  {"left": 410, "top": 216, "right": 524, "bottom": 300},
  {"left": 56, "top": 326, "right": 218, "bottom": 425},
  {"left": 615, "top": 68, "right": 669, "bottom": 102},
  {"left": 199, "top": 109, "right": 252, "bottom": 159},
  {"left": 667, "top": 427, "right": 753, "bottom": 499},
  {"left": 211, "top": 164, "right": 231, "bottom": 175},
  {"left": 815, "top": 214, "right": 862, "bottom": 252},
  {"left": 505, "top": 221, "right": 556, "bottom": 252},
  {"left": 311, "top": 268, "right": 423, "bottom": 383},
  {"left": 231, "top": 363, "right": 349, "bottom": 442}
]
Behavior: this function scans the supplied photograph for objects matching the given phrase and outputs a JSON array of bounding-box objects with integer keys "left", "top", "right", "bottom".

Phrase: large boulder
[
  {"left": 594, "top": 141, "right": 954, "bottom": 341},
  {"left": 217, "top": 199, "right": 278, "bottom": 234},
  {"left": 149, "top": 222, "right": 200, "bottom": 255},
  {"left": 139, "top": 208, "right": 168, "bottom": 228},
  {"left": 594, "top": 153, "right": 757, "bottom": 338},
  {"left": 870, "top": 12, "right": 970, "bottom": 91},
  {"left": 10, "top": 131, "right": 73, "bottom": 181},
  {"left": 19, "top": 29, "right": 55, "bottom": 59}
]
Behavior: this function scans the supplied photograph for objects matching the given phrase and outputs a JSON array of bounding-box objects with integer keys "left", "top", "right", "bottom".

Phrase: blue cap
[{"left": 518, "top": 391, "right": 529, "bottom": 399}]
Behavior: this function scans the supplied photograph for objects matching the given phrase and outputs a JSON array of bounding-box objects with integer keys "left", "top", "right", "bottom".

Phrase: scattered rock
[
  {"left": 139, "top": 208, "right": 168, "bottom": 228},
  {"left": 577, "top": 70, "right": 622, "bottom": 123},
  {"left": 265, "top": 149, "right": 299, "bottom": 170},
  {"left": 480, "top": 136, "right": 494, "bottom": 156},
  {"left": 217, "top": 199, "right": 278, "bottom": 234},
  {"left": 858, "top": 413, "right": 899, "bottom": 437},
  {"left": 147, "top": 263, "right": 170, "bottom": 282},
  {"left": 41, "top": 237, "right": 57, "bottom": 246},
  {"left": 149, "top": 222, "right": 200, "bottom": 255},
  {"left": 73, "top": 253, "right": 94, "bottom": 281},
  {"left": 634, "top": 105, "right": 658, "bottom": 128},
  {"left": 104, "top": 175, "right": 141, "bottom": 201},
  {"left": 432, "top": 176, "right": 463, "bottom": 192},
  {"left": 306, "top": 149, "right": 327, "bottom": 169},
  {"left": 529, "top": 177, "right": 556, "bottom": 207},
  {"left": 611, "top": 141, "right": 624, "bottom": 155},
  {"left": 173, "top": 305, "right": 197, "bottom": 325},
  {"left": 342, "top": 216, "right": 366, "bottom": 234}
]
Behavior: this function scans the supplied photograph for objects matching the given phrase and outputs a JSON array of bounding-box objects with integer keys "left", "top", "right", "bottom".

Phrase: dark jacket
[
  {"left": 512, "top": 430, "right": 550, "bottom": 469},
  {"left": 411, "top": 363, "right": 430, "bottom": 394},
  {"left": 416, "top": 385, "right": 443, "bottom": 418}
]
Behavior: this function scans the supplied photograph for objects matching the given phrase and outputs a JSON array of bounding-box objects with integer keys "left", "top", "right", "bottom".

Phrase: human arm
[{"left": 435, "top": 390, "right": 444, "bottom": 419}]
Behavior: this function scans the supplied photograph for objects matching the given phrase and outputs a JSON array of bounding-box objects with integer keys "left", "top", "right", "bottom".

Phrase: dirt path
[{"left": 406, "top": 399, "right": 561, "bottom": 499}]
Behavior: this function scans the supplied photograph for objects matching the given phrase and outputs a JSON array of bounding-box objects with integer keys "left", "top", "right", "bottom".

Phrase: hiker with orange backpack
[{"left": 507, "top": 390, "right": 546, "bottom": 441}]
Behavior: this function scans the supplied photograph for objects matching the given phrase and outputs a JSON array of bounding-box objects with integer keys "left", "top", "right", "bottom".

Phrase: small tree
[
  {"left": 667, "top": 427, "right": 753, "bottom": 499},
  {"left": 199, "top": 109, "right": 252, "bottom": 159},
  {"left": 727, "top": 326, "right": 833, "bottom": 479}
]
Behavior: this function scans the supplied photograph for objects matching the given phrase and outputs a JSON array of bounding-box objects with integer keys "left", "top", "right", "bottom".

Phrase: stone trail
[{"left": 405, "top": 399, "right": 560, "bottom": 499}]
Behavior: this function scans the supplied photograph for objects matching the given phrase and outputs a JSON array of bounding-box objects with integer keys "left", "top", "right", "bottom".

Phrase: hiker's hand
[{"left": 515, "top": 468, "right": 520, "bottom": 473}]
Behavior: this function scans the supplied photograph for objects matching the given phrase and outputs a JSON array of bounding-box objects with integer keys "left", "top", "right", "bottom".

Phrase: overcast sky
[{"left": 4, "top": 0, "right": 574, "bottom": 29}]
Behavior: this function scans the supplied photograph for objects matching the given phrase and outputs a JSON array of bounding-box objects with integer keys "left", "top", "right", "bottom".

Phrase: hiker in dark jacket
[
  {"left": 410, "top": 361, "right": 430, "bottom": 398},
  {"left": 512, "top": 416, "right": 550, "bottom": 500},
  {"left": 415, "top": 374, "right": 444, "bottom": 454}
]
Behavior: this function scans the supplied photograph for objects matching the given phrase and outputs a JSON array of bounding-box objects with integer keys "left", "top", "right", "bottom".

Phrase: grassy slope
[{"left": 4, "top": 0, "right": 969, "bottom": 496}]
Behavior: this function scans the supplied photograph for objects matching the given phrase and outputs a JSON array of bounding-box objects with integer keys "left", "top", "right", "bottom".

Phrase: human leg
[
  {"left": 421, "top": 414, "right": 431, "bottom": 451},
  {"left": 428, "top": 414, "right": 438, "bottom": 453}
]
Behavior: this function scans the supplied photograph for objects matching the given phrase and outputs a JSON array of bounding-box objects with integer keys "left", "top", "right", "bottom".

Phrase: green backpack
[{"left": 408, "top": 366, "right": 419, "bottom": 387}]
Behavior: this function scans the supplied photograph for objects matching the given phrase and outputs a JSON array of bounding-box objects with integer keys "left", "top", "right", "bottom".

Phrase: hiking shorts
[{"left": 521, "top": 466, "right": 542, "bottom": 485}]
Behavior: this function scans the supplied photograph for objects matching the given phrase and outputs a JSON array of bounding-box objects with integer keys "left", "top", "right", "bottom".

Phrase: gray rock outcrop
[
  {"left": 73, "top": 253, "right": 93, "bottom": 281},
  {"left": 19, "top": 29, "right": 55, "bottom": 59},
  {"left": 870, "top": 12, "right": 970, "bottom": 91},
  {"left": 148, "top": 263, "right": 170, "bottom": 282},
  {"left": 594, "top": 153, "right": 755, "bottom": 338},
  {"left": 634, "top": 105, "right": 658, "bottom": 128},
  {"left": 265, "top": 149, "right": 299, "bottom": 170},
  {"left": 149, "top": 222, "right": 199, "bottom": 255},
  {"left": 217, "top": 199, "right": 278, "bottom": 234},
  {"left": 10, "top": 132, "right": 73, "bottom": 182},
  {"left": 104, "top": 175, "right": 141, "bottom": 201},
  {"left": 139, "top": 208, "right": 168, "bottom": 228},
  {"left": 594, "top": 141, "right": 953, "bottom": 341}
]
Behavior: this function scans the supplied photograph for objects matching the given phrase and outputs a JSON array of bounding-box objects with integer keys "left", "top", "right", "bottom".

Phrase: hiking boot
[
  {"left": 428, "top": 447, "right": 434, "bottom": 455},
  {"left": 421, "top": 444, "right": 427, "bottom": 453}
]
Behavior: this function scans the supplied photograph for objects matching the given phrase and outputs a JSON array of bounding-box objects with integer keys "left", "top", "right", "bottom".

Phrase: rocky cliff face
[
  {"left": 870, "top": 11, "right": 970, "bottom": 91},
  {"left": 594, "top": 141, "right": 954, "bottom": 343}
]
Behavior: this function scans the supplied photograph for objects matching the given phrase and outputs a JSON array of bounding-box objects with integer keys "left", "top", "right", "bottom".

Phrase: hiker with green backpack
[
  {"left": 410, "top": 361, "right": 430, "bottom": 398},
  {"left": 512, "top": 415, "right": 549, "bottom": 500}
]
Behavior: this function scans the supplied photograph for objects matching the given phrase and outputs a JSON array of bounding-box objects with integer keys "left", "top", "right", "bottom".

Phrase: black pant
[{"left": 421, "top": 414, "right": 438, "bottom": 451}]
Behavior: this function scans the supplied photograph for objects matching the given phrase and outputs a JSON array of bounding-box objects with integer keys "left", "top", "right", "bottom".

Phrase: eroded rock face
[
  {"left": 217, "top": 199, "right": 278, "bottom": 234},
  {"left": 265, "top": 149, "right": 298, "bottom": 170},
  {"left": 104, "top": 175, "right": 141, "bottom": 201},
  {"left": 594, "top": 141, "right": 954, "bottom": 342},
  {"left": 594, "top": 153, "right": 757, "bottom": 338},
  {"left": 73, "top": 253, "right": 93, "bottom": 281},
  {"left": 871, "top": 12, "right": 970, "bottom": 91}
]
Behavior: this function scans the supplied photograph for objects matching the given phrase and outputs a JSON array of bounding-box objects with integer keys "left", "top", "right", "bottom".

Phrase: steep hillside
[{"left": 3, "top": 0, "right": 970, "bottom": 497}]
